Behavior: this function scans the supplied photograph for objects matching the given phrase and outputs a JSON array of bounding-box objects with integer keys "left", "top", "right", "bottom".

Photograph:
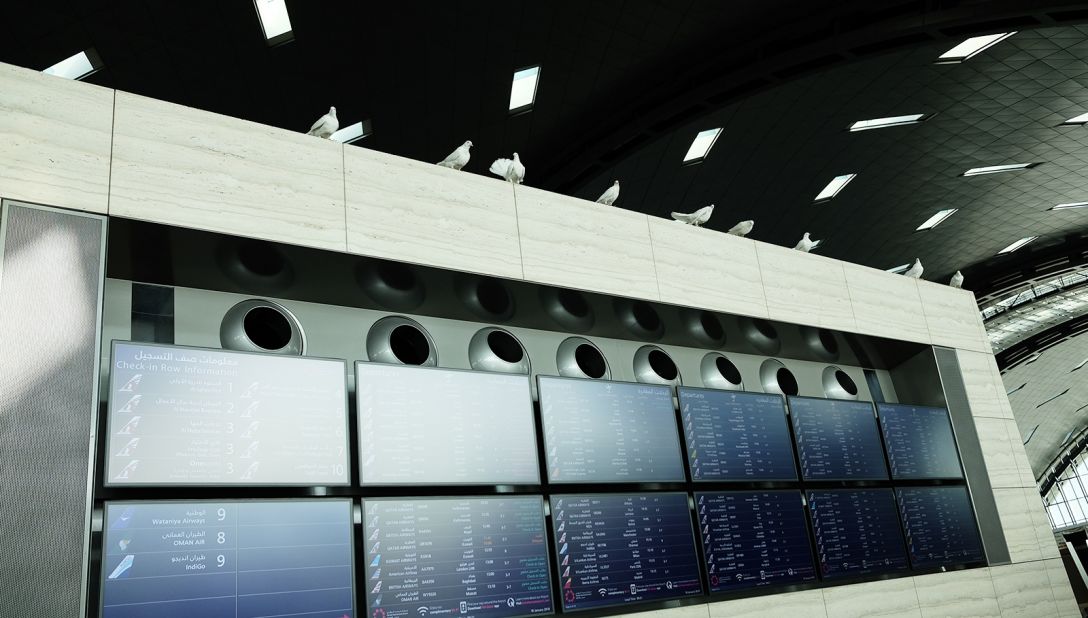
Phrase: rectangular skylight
[
  {"left": 42, "top": 49, "right": 101, "bottom": 80},
  {"left": 1061, "top": 112, "right": 1088, "bottom": 126},
  {"left": 1023, "top": 424, "right": 1039, "bottom": 445},
  {"left": 998, "top": 236, "right": 1039, "bottom": 255},
  {"left": 915, "top": 208, "right": 958, "bottom": 231},
  {"left": 848, "top": 114, "right": 930, "bottom": 132},
  {"left": 886, "top": 263, "right": 910, "bottom": 274},
  {"left": 1052, "top": 202, "right": 1088, "bottom": 211},
  {"left": 508, "top": 65, "right": 541, "bottom": 112},
  {"left": 1037, "top": 388, "right": 1071, "bottom": 409},
  {"left": 1006, "top": 383, "right": 1027, "bottom": 396},
  {"left": 962, "top": 163, "right": 1036, "bottom": 176},
  {"left": 936, "top": 32, "right": 1016, "bottom": 64},
  {"left": 682, "top": 128, "right": 723, "bottom": 163},
  {"left": 330, "top": 119, "right": 372, "bottom": 144},
  {"left": 254, "top": 0, "right": 293, "bottom": 45},
  {"left": 814, "top": 173, "right": 857, "bottom": 202},
  {"left": 1071, "top": 358, "right": 1088, "bottom": 373}
]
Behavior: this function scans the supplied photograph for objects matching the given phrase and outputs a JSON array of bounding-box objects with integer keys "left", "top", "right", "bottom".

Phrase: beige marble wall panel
[
  {"left": 754, "top": 243, "right": 856, "bottom": 332},
  {"left": 1045, "top": 557, "right": 1080, "bottom": 618},
  {"left": 821, "top": 576, "right": 922, "bottom": 618},
  {"left": 918, "top": 280, "right": 990, "bottom": 353},
  {"left": 109, "top": 91, "right": 346, "bottom": 251},
  {"left": 0, "top": 63, "right": 113, "bottom": 214},
  {"left": 990, "top": 560, "right": 1058, "bottom": 617},
  {"left": 957, "top": 349, "right": 1014, "bottom": 420},
  {"left": 345, "top": 147, "right": 523, "bottom": 279},
  {"left": 994, "top": 487, "right": 1043, "bottom": 563},
  {"left": 708, "top": 588, "right": 827, "bottom": 617},
  {"left": 976, "top": 417, "right": 1021, "bottom": 489},
  {"left": 514, "top": 185, "right": 659, "bottom": 300},
  {"left": 912, "top": 568, "right": 999, "bottom": 618},
  {"left": 843, "top": 264, "right": 930, "bottom": 343},
  {"left": 648, "top": 219, "right": 768, "bottom": 318}
]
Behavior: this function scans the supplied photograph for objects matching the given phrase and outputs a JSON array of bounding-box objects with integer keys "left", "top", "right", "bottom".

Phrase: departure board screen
[
  {"left": 363, "top": 497, "right": 553, "bottom": 618},
  {"left": 679, "top": 388, "right": 797, "bottom": 481},
  {"left": 807, "top": 489, "right": 909, "bottom": 579},
  {"left": 696, "top": 491, "right": 816, "bottom": 593},
  {"left": 550, "top": 493, "right": 702, "bottom": 611},
  {"left": 878, "top": 404, "right": 963, "bottom": 480},
  {"left": 539, "top": 376, "right": 685, "bottom": 483},
  {"left": 357, "top": 364, "right": 539, "bottom": 485},
  {"left": 896, "top": 487, "right": 984, "bottom": 568},
  {"left": 106, "top": 342, "right": 349, "bottom": 486},
  {"left": 100, "top": 500, "right": 354, "bottom": 617},
  {"left": 789, "top": 397, "right": 888, "bottom": 481}
]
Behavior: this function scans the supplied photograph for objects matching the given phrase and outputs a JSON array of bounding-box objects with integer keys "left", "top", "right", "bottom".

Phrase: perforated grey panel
[{"left": 0, "top": 202, "right": 105, "bottom": 617}]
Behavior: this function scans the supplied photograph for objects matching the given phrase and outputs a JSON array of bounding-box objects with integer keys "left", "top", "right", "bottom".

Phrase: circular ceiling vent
[
  {"left": 220, "top": 298, "right": 305, "bottom": 355},
  {"left": 822, "top": 365, "right": 859, "bottom": 400},
  {"left": 700, "top": 352, "right": 744, "bottom": 391},
  {"left": 540, "top": 287, "right": 595, "bottom": 332},
  {"left": 556, "top": 337, "right": 610, "bottom": 380},
  {"left": 741, "top": 317, "right": 781, "bottom": 355},
  {"left": 217, "top": 239, "right": 295, "bottom": 294},
  {"left": 366, "top": 316, "right": 438, "bottom": 366},
  {"left": 468, "top": 327, "right": 530, "bottom": 375},
  {"left": 759, "top": 358, "right": 798, "bottom": 396},
  {"left": 457, "top": 275, "right": 515, "bottom": 322},
  {"left": 633, "top": 345, "right": 682, "bottom": 386},
  {"left": 355, "top": 260, "right": 425, "bottom": 311}
]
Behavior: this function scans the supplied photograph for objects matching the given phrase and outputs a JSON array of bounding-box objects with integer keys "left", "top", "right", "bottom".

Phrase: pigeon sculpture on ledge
[
  {"left": 950, "top": 270, "right": 964, "bottom": 288},
  {"left": 903, "top": 258, "right": 924, "bottom": 279},
  {"left": 596, "top": 181, "right": 620, "bottom": 205},
  {"left": 307, "top": 106, "right": 338, "bottom": 139},
  {"left": 727, "top": 220, "right": 754, "bottom": 237},
  {"left": 490, "top": 153, "right": 525, "bottom": 183},
  {"left": 671, "top": 205, "right": 714, "bottom": 226},
  {"left": 438, "top": 140, "right": 473, "bottom": 170},
  {"left": 793, "top": 232, "right": 818, "bottom": 252}
]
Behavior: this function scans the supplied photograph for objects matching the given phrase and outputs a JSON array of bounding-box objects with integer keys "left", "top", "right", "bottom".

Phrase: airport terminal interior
[{"left": 9, "top": 1, "right": 1088, "bottom": 616}]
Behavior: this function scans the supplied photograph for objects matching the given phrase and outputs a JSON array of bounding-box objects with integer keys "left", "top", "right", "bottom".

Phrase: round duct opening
[
  {"left": 217, "top": 240, "right": 295, "bottom": 294},
  {"left": 822, "top": 365, "right": 859, "bottom": 400},
  {"left": 366, "top": 316, "right": 438, "bottom": 366},
  {"left": 759, "top": 359, "right": 798, "bottom": 396},
  {"left": 540, "top": 287, "right": 595, "bottom": 332},
  {"left": 700, "top": 353, "right": 744, "bottom": 390},
  {"left": 468, "top": 327, "right": 530, "bottom": 374},
  {"left": 615, "top": 299, "right": 664, "bottom": 340},
  {"left": 633, "top": 345, "right": 682, "bottom": 386},
  {"left": 458, "top": 276, "right": 514, "bottom": 321},
  {"left": 803, "top": 326, "right": 840, "bottom": 361},
  {"left": 683, "top": 309, "right": 726, "bottom": 347},
  {"left": 220, "top": 298, "right": 305, "bottom": 355},
  {"left": 356, "top": 261, "right": 425, "bottom": 311},
  {"left": 556, "top": 337, "right": 610, "bottom": 380},
  {"left": 741, "top": 318, "right": 781, "bottom": 355}
]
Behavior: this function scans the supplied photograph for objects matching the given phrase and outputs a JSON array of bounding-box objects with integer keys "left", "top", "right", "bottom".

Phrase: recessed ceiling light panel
[
  {"left": 330, "top": 119, "right": 373, "bottom": 144},
  {"left": 42, "top": 49, "right": 101, "bottom": 80},
  {"left": 848, "top": 113, "right": 931, "bottom": 132},
  {"left": 1052, "top": 202, "right": 1088, "bottom": 211},
  {"left": 254, "top": 0, "right": 293, "bottom": 45},
  {"left": 915, "top": 208, "right": 958, "bottom": 231},
  {"left": 998, "top": 236, "right": 1039, "bottom": 255},
  {"left": 508, "top": 65, "right": 541, "bottom": 113},
  {"left": 1061, "top": 112, "right": 1088, "bottom": 126},
  {"left": 682, "top": 128, "right": 722, "bottom": 164},
  {"left": 936, "top": 32, "right": 1016, "bottom": 63},
  {"left": 814, "top": 173, "right": 857, "bottom": 202},
  {"left": 961, "top": 163, "right": 1037, "bottom": 176}
]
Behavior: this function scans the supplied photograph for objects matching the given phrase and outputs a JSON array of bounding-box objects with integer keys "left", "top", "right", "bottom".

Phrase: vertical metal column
[{"left": 0, "top": 200, "right": 106, "bottom": 617}]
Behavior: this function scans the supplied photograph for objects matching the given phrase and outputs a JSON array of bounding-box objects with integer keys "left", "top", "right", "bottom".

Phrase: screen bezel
[
  {"left": 104, "top": 340, "right": 352, "bottom": 488},
  {"left": 876, "top": 403, "right": 966, "bottom": 481},
  {"left": 787, "top": 395, "right": 890, "bottom": 482},
  {"left": 805, "top": 487, "right": 911, "bottom": 580}
]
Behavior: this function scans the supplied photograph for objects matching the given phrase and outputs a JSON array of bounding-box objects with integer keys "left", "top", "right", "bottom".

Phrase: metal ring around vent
[
  {"left": 366, "top": 316, "right": 438, "bottom": 366},
  {"left": 468, "top": 327, "right": 530, "bottom": 374},
  {"left": 556, "top": 337, "right": 610, "bottom": 380},
  {"left": 700, "top": 352, "right": 744, "bottom": 390},
  {"left": 220, "top": 298, "right": 305, "bottom": 355},
  {"left": 822, "top": 365, "right": 859, "bottom": 400},
  {"left": 633, "top": 345, "right": 682, "bottom": 386}
]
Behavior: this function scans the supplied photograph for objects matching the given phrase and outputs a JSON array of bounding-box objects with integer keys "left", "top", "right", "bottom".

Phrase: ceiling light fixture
[
  {"left": 1051, "top": 202, "right": 1088, "bottom": 211},
  {"left": 814, "top": 173, "right": 857, "bottom": 202},
  {"left": 998, "top": 236, "right": 1039, "bottom": 255},
  {"left": 961, "top": 163, "right": 1037, "bottom": 176},
  {"left": 936, "top": 32, "right": 1016, "bottom": 64},
  {"left": 1061, "top": 112, "right": 1088, "bottom": 126},
  {"left": 254, "top": 0, "right": 293, "bottom": 45},
  {"left": 915, "top": 208, "right": 958, "bottom": 232},
  {"left": 848, "top": 114, "right": 931, "bottom": 132},
  {"left": 330, "top": 119, "right": 372, "bottom": 144},
  {"left": 682, "top": 128, "right": 723, "bottom": 164},
  {"left": 508, "top": 65, "right": 541, "bottom": 113},
  {"left": 42, "top": 49, "right": 101, "bottom": 80}
]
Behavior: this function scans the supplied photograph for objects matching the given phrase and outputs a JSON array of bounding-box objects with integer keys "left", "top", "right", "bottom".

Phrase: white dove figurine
[
  {"left": 671, "top": 205, "right": 714, "bottom": 226},
  {"left": 437, "top": 140, "right": 473, "bottom": 170},
  {"left": 596, "top": 181, "right": 620, "bottom": 205},
  {"left": 793, "top": 232, "right": 819, "bottom": 252},
  {"left": 949, "top": 270, "right": 964, "bottom": 288},
  {"left": 727, "top": 220, "right": 754, "bottom": 237},
  {"left": 490, "top": 152, "right": 525, "bottom": 183},
  {"left": 903, "top": 258, "right": 924, "bottom": 279},
  {"left": 307, "top": 106, "right": 338, "bottom": 139}
]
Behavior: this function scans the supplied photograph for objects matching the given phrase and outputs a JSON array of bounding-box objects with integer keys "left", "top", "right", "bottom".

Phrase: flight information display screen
[
  {"left": 550, "top": 493, "right": 702, "bottom": 611},
  {"left": 896, "top": 487, "right": 984, "bottom": 568},
  {"left": 363, "top": 497, "right": 553, "bottom": 618},
  {"left": 789, "top": 397, "right": 888, "bottom": 481},
  {"left": 807, "top": 489, "right": 909, "bottom": 579},
  {"left": 679, "top": 388, "right": 797, "bottom": 481},
  {"left": 357, "top": 364, "right": 540, "bottom": 485},
  {"left": 696, "top": 491, "right": 816, "bottom": 593},
  {"left": 878, "top": 404, "right": 963, "bottom": 480},
  {"left": 538, "top": 376, "right": 685, "bottom": 483},
  {"left": 100, "top": 499, "right": 354, "bottom": 617},
  {"left": 106, "top": 342, "right": 349, "bottom": 486}
]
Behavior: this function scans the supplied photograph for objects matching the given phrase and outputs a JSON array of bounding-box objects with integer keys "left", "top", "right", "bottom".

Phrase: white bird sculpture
[
  {"left": 306, "top": 106, "right": 338, "bottom": 139},
  {"left": 727, "top": 219, "right": 754, "bottom": 237},
  {"left": 949, "top": 270, "right": 964, "bottom": 288},
  {"left": 793, "top": 232, "right": 819, "bottom": 252},
  {"left": 903, "top": 258, "right": 924, "bottom": 279},
  {"left": 671, "top": 205, "right": 714, "bottom": 226},
  {"left": 490, "top": 153, "right": 525, "bottom": 183},
  {"left": 437, "top": 140, "right": 473, "bottom": 170},
  {"left": 596, "top": 181, "right": 620, "bottom": 206}
]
